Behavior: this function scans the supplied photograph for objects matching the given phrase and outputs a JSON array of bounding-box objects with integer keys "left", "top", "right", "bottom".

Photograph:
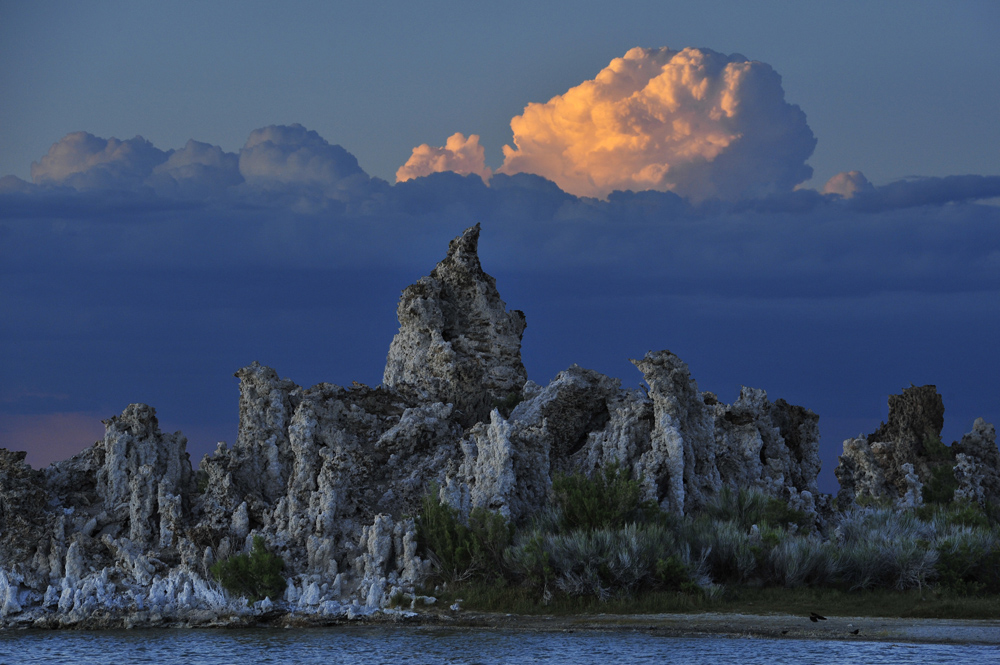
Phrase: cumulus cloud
[
  {"left": 238, "top": 123, "right": 371, "bottom": 201},
  {"left": 497, "top": 46, "right": 816, "bottom": 201},
  {"left": 396, "top": 133, "right": 492, "bottom": 183},
  {"left": 31, "top": 132, "right": 168, "bottom": 190},
  {"left": 148, "top": 139, "right": 243, "bottom": 198},
  {"left": 823, "top": 171, "right": 874, "bottom": 198}
]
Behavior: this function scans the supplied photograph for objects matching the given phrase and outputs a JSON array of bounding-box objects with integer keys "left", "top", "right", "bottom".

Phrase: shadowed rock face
[
  {"left": 383, "top": 223, "right": 527, "bottom": 427},
  {"left": 0, "top": 225, "right": 842, "bottom": 628},
  {"left": 835, "top": 386, "right": 1000, "bottom": 508}
]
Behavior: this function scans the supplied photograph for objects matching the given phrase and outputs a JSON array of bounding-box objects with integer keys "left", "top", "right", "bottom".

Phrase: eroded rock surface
[
  {"left": 383, "top": 223, "right": 527, "bottom": 427},
  {"left": 0, "top": 224, "right": 846, "bottom": 628},
  {"left": 835, "top": 386, "right": 1000, "bottom": 508}
]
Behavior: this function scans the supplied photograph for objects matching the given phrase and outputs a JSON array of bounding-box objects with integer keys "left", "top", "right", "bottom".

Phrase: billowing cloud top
[
  {"left": 396, "top": 133, "right": 492, "bottom": 184},
  {"left": 497, "top": 47, "right": 816, "bottom": 200},
  {"left": 239, "top": 124, "right": 368, "bottom": 199},
  {"left": 31, "top": 132, "right": 168, "bottom": 190},
  {"left": 823, "top": 171, "right": 874, "bottom": 198},
  {"left": 22, "top": 124, "right": 376, "bottom": 204}
]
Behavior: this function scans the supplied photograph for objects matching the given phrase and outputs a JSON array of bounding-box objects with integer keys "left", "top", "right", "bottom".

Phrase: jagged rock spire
[{"left": 383, "top": 224, "right": 527, "bottom": 427}]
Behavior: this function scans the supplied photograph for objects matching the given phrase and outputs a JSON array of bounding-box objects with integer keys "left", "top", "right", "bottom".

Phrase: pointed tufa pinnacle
[{"left": 383, "top": 224, "right": 527, "bottom": 427}]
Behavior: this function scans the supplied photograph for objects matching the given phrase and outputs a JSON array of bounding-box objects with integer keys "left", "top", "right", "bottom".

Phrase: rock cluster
[
  {"left": 6, "top": 224, "right": 988, "bottom": 629},
  {"left": 835, "top": 385, "right": 1000, "bottom": 507}
]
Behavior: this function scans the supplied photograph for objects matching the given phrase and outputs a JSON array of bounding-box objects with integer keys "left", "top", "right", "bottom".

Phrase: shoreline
[
  {"left": 423, "top": 611, "right": 1000, "bottom": 645},
  {"left": 11, "top": 609, "right": 997, "bottom": 646}
]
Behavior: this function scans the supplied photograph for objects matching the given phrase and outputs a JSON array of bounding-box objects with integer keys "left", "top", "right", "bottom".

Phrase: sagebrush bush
[
  {"left": 834, "top": 507, "right": 940, "bottom": 590},
  {"left": 210, "top": 535, "right": 286, "bottom": 602},
  {"left": 704, "top": 486, "right": 812, "bottom": 531},
  {"left": 766, "top": 536, "right": 839, "bottom": 588}
]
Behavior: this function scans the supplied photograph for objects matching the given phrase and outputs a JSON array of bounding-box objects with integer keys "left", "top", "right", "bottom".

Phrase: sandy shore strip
[{"left": 408, "top": 611, "right": 1000, "bottom": 645}]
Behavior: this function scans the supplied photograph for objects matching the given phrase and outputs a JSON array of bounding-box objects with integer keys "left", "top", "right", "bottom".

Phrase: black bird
[
  {"left": 851, "top": 629, "right": 860, "bottom": 635},
  {"left": 809, "top": 612, "right": 827, "bottom": 622}
]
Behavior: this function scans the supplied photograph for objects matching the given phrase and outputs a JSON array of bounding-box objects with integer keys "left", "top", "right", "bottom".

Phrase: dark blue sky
[{"left": 1, "top": 2, "right": 998, "bottom": 494}]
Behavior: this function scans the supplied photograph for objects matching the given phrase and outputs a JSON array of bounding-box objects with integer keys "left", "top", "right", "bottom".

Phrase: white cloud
[
  {"left": 396, "top": 133, "right": 492, "bottom": 183},
  {"left": 148, "top": 139, "right": 243, "bottom": 198},
  {"left": 238, "top": 123, "right": 369, "bottom": 199},
  {"left": 30, "top": 132, "right": 168, "bottom": 190},
  {"left": 498, "top": 47, "right": 816, "bottom": 201}
]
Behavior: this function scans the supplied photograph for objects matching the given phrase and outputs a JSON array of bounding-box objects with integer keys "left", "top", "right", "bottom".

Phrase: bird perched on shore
[{"left": 809, "top": 612, "right": 827, "bottom": 623}]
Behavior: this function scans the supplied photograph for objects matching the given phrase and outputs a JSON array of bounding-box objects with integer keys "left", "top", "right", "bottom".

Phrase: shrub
[
  {"left": 921, "top": 434, "right": 958, "bottom": 505},
  {"left": 916, "top": 501, "right": 990, "bottom": 530},
  {"left": 209, "top": 535, "right": 286, "bottom": 602},
  {"left": 654, "top": 555, "right": 702, "bottom": 594},
  {"left": 491, "top": 391, "right": 523, "bottom": 418},
  {"left": 703, "top": 486, "right": 811, "bottom": 531},
  {"left": 504, "top": 530, "right": 553, "bottom": 589},
  {"left": 551, "top": 462, "right": 655, "bottom": 531},
  {"left": 833, "top": 508, "right": 938, "bottom": 590},
  {"left": 766, "top": 536, "right": 839, "bottom": 588},
  {"left": 416, "top": 487, "right": 512, "bottom": 582},
  {"left": 935, "top": 529, "right": 1000, "bottom": 595}
]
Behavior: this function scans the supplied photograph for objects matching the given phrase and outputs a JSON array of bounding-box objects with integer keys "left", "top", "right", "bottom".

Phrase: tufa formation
[{"left": 0, "top": 224, "right": 996, "bottom": 628}]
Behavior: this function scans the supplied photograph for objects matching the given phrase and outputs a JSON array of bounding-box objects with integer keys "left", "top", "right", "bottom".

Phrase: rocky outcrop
[
  {"left": 953, "top": 418, "right": 1000, "bottom": 506},
  {"left": 0, "top": 224, "right": 833, "bottom": 628},
  {"left": 383, "top": 223, "right": 527, "bottom": 427},
  {"left": 835, "top": 386, "right": 1000, "bottom": 507},
  {"left": 441, "top": 353, "right": 822, "bottom": 519}
]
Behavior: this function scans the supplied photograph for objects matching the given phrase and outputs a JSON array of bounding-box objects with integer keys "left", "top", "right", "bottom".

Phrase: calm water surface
[{"left": 0, "top": 626, "right": 988, "bottom": 664}]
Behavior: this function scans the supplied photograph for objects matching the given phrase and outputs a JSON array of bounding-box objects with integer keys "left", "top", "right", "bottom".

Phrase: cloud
[
  {"left": 238, "top": 123, "right": 373, "bottom": 202},
  {"left": 396, "top": 132, "right": 492, "bottom": 183},
  {"left": 30, "top": 132, "right": 168, "bottom": 190},
  {"left": 823, "top": 171, "right": 873, "bottom": 198},
  {"left": 497, "top": 47, "right": 816, "bottom": 201},
  {"left": 848, "top": 175, "right": 1000, "bottom": 211},
  {"left": 147, "top": 139, "right": 243, "bottom": 198}
]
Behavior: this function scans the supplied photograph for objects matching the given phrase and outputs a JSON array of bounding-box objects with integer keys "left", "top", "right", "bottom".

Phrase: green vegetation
[
  {"left": 415, "top": 464, "right": 1000, "bottom": 618},
  {"left": 416, "top": 485, "right": 512, "bottom": 582},
  {"left": 210, "top": 535, "right": 287, "bottom": 602},
  {"left": 551, "top": 462, "right": 659, "bottom": 531},
  {"left": 921, "top": 434, "right": 959, "bottom": 505},
  {"left": 491, "top": 391, "right": 524, "bottom": 418}
]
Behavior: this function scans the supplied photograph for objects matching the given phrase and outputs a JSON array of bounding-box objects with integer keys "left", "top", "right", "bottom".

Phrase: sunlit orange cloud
[
  {"left": 823, "top": 170, "right": 873, "bottom": 198},
  {"left": 0, "top": 412, "right": 105, "bottom": 469},
  {"left": 497, "top": 47, "right": 815, "bottom": 201},
  {"left": 396, "top": 133, "right": 492, "bottom": 183}
]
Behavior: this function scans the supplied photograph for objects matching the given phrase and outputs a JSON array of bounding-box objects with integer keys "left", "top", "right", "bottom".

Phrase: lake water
[{"left": 0, "top": 626, "right": 989, "bottom": 664}]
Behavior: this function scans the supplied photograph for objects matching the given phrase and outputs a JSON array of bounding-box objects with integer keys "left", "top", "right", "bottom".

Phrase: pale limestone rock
[
  {"left": 458, "top": 410, "right": 517, "bottom": 519},
  {"left": 898, "top": 462, "right": 924, "bottom": 508},
  {"left": 95, "top": 404, "right": 194, "bottom": 548},
  {"left": 953, "top": 418, "right": 1000, "bottom": 505},
  {"left": 0, "top": 223, "right": 834, "bottom": 626},
  {"left": 836, "top": 385, "right": 945, "bottom": 506},
  {"left": 834, "top": 386, "right": 997, "bottom": 508},
  {"left": 383, "top": 224, "right": 527, "bottom": 426}
]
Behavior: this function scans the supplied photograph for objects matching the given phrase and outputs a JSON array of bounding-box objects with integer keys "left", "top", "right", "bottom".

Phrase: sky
[{"left": 1, "top": 1, "right": 998, "bottom": 493}]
